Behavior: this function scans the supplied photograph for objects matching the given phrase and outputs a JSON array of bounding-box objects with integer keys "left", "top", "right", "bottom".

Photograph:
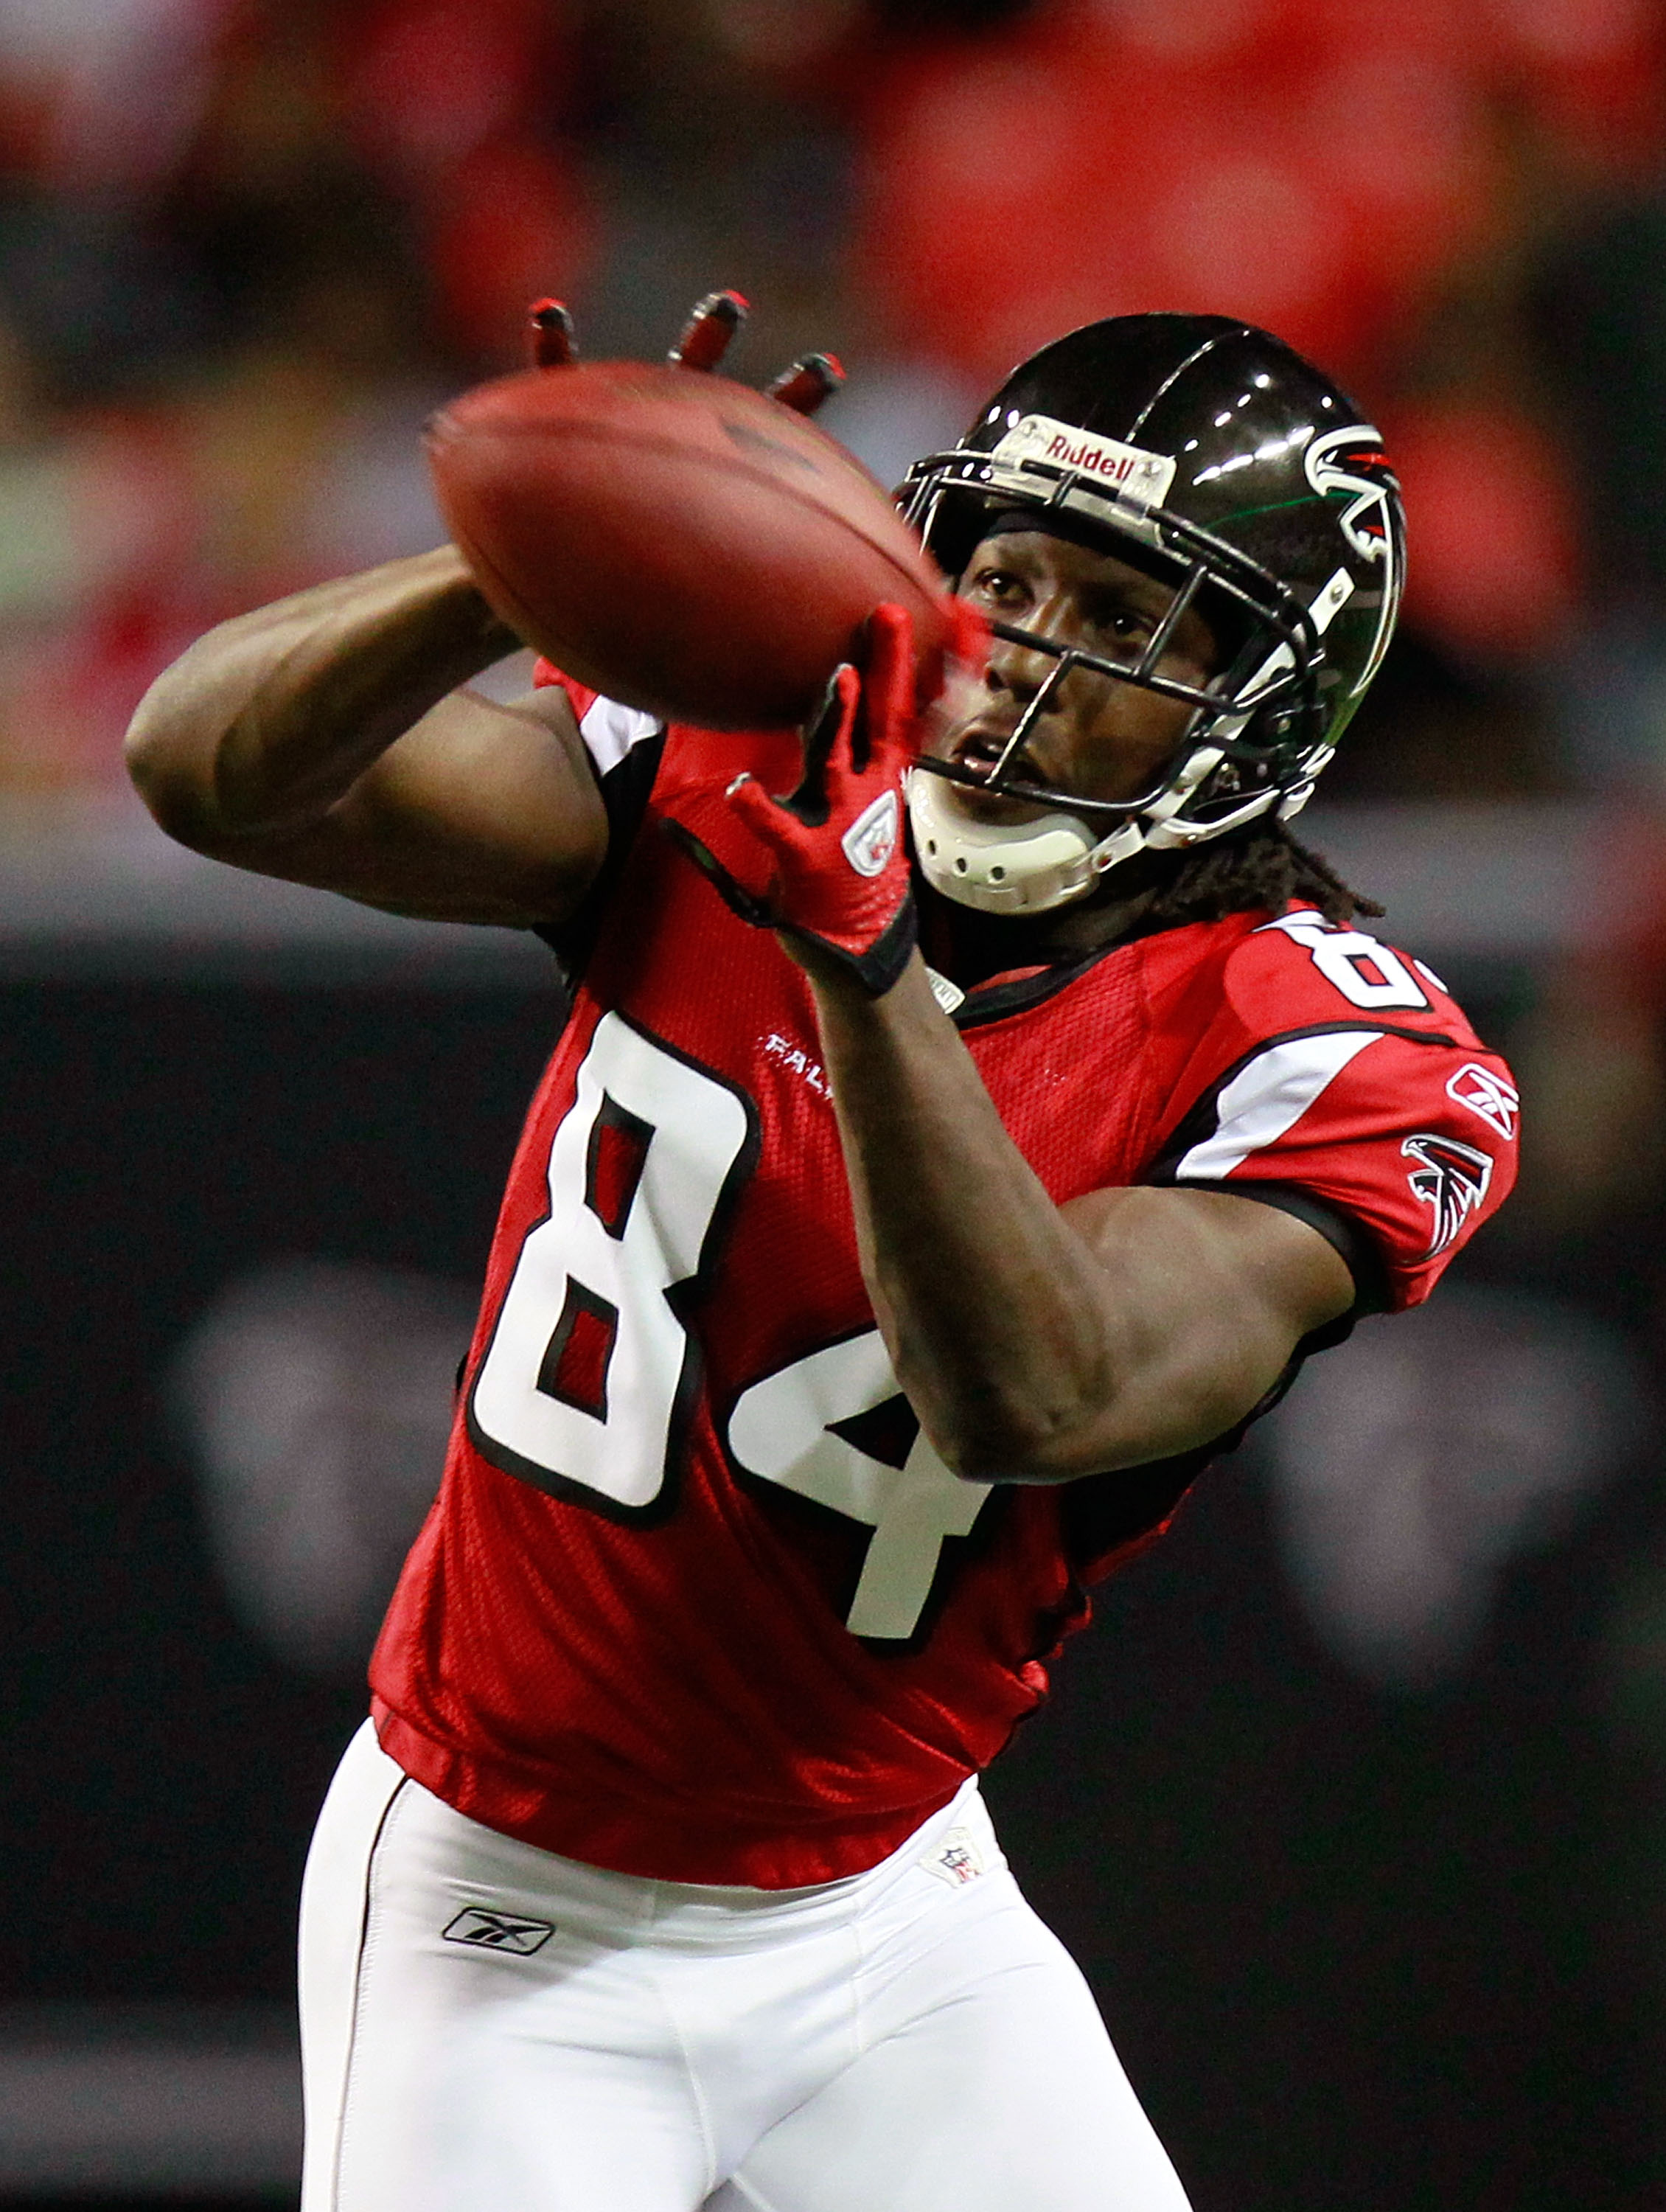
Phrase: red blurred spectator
[
  {"left": 1488, "top": 0, "right": 1666, "bottom": 176},
  {"left": 1387, "top": 400, "right": 1583, "bottom": 664},
  {"left": 428, "top": 136, "right": 594, "bottom": 364},
  {"left": 849, "top": 1, "right": 1511, "bottom": 389},
  {"left": 335, "top": 0, "right": 594, "bottom": 364},
  {"left": 341, "top": 0, "right": 557, "bottom": 184},
  {"left": 849, "top": 0, "right": 1662, "bottom": 387}
]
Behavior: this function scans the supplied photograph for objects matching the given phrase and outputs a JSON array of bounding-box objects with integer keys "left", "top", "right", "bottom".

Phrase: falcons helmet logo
[
  {"left": 1304, "top": 425, "right": 1398, "bottom": 564},
  {"left": 1401, "top": 1133, "right": 1494, "bottom": 1256},
  {"left": 1304, "top": 424, "right": 1404, "bottom": 692}
]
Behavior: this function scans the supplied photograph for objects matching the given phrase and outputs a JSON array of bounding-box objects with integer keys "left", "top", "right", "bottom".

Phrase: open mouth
[
  {"left": 930, "top": 725, "right": 1059, "bottom": 824},
  {"left": 951, "top": 724, "right": 1050, "bottom": 791}
]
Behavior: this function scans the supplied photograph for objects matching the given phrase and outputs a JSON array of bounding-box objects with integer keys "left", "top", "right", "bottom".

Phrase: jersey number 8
[{"left": 469, "top": 1012, "right": 755, "bottom": 1514}]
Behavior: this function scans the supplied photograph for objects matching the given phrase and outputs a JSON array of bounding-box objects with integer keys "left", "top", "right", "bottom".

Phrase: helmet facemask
[
  {"left": 895, "top": 316, "right": 1404, "bottom": 918},
  {"left": 902, "top": 459, "right": 1342, "bottom": 915}
]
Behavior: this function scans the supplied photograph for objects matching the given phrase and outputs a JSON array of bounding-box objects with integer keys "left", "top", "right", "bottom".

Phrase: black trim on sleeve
[
  {"left": 1173, "top": 1177, "right": 1394, "bottom": 1317},
  {"left": 1058, "top": 1450, "right": 1208, "bottom": 1579},
  {"left": 534, "top": 727, "right": 667, "bottom": 984}
]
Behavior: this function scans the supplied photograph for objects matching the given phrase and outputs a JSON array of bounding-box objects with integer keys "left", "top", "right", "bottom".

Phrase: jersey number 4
[{"left": 468, "top": 1013, "right": 991, "bottom": 1641}]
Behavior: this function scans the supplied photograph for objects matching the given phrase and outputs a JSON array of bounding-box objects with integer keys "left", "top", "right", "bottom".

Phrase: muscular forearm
[
  {"left": 802, "top": 949, "right": 1352, "bottom": 1483},
  {"left": 804, "top": 952, "right": 1132, "bottom": 1478},
  {"left": 125, "top": 547, "right": 518, "bottom": 845}
]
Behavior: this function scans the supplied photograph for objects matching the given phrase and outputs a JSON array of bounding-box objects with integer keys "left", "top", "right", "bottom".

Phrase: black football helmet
[{"left": 899, "top": 313, "right": 1405, "bottom": 913}]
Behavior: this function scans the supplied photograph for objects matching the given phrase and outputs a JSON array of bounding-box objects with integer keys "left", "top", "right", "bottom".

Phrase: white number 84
[{"left": 468, "top": 1012, "right": 991, "bottom": 1640}]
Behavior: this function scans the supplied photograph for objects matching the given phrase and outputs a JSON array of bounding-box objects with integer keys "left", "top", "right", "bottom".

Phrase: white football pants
[{"left": 299, "top": 1721, "right": 1192, "bottom": 2212}]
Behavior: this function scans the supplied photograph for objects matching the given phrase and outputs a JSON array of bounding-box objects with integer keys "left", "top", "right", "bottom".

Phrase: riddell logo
[
  {"left": 991, "top": 414, "right": 1177, "bottom": 507},
  {"left": 1047, "top": 434, "right": 1143, "bottom": 484}
]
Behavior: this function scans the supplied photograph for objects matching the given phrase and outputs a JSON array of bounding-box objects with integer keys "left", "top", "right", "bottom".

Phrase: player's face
[{"left": 931, "top": 529, "right": 1221, "bottom": 820}]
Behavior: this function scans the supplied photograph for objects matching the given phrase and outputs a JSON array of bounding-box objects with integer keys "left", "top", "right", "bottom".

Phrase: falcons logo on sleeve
[{"left": 1401, "top": 1134, "right": 1494, "bottom": 1256}]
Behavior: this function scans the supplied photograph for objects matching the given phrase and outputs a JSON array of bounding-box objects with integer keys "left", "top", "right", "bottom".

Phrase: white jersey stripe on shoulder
[
  {"left": 578, "top": 695, "right": 663, "bottom": 778},
  {"left": 1176, "top": 1029, "right": 1384, "bottom": 1182}
]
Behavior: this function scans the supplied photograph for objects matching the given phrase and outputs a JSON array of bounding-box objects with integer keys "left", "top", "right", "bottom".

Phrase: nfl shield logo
[
  {"left": 920, "top": 1824, "right": 987, "bottom": 1888},
  {"left": 841, "top": 792, "right": 899, "bottom": 877}
]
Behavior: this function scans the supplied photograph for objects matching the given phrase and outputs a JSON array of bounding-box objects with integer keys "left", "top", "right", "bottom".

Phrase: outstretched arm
[
  {"left": 801, "top": 948, "right": 1355, "bottom": 1483},
  {"left": 128, "top": 293, "right": 848, "bottom": 931},
  {"left": 125, "top": 546, "right": 608, "bottom": 928}
]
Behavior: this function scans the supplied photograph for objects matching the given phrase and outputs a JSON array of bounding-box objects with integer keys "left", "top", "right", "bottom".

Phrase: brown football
[{"left": 425, "top": 361, "right": 951, "bottom": 728}]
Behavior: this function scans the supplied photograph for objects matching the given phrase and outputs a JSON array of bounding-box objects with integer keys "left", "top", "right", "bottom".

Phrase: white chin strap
[
  {"left": 906, "top": 769, "right": 1112, "bottom": 915},
  {"left": 906, "top": 754, "right": 1284, "bottom": 917}
]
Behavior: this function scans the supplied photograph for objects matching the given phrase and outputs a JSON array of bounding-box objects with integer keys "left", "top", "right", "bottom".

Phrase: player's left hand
[{"left": 663, "top": 599, "right": 988, "bottom": 994}]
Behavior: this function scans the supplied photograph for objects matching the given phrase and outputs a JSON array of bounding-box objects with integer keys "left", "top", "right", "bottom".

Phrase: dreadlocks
[
  {"left": 918, "top": 815, "right": 1384, "bottom": 988},
  {"left": 1120, "top": 817, "right": 1381, "bottom": 935}
]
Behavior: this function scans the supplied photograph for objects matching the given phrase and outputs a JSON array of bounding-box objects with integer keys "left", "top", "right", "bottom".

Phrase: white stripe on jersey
[
  {"left": 579, "top": 695, "right": 662, "bottom": 778},
  {"left": 1175, "top": 1029, "right": 1384, "bottom": 1182}
]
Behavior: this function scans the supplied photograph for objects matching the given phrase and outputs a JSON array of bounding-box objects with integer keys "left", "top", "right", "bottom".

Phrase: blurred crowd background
[
  {"left": 1, "top": 0, "right": 1662, "bottom": 803},
  {"left": 7, "top": 1, "right": 1666, "bottom": 2207}
]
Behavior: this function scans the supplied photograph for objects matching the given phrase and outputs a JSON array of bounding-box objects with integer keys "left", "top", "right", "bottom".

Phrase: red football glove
[{"left": 663, "top": 599, "right": 988, "bottom": 994}]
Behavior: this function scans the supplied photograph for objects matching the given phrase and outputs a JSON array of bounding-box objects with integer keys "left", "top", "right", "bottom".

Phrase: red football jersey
[{"left": 369, "top": 678, "right": 1519, "bottom": 1885}]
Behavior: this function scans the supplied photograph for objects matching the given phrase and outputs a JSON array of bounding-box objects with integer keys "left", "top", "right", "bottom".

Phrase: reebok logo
[
  {"left": 442, "top": 1907, "right": 554, "bottom": 1955},
  {"left": 1446, "top": 1062, "right": 1519, "bottom": 1141}
]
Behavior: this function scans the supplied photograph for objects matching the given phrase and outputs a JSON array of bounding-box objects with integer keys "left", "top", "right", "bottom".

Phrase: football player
[{"left": 126, "top": 302, "right": 1518, "bottom": 2212}]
